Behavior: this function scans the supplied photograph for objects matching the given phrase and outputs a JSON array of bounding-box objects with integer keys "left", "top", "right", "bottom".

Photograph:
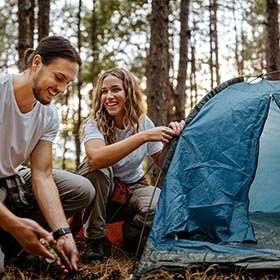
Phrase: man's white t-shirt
[
  {"left": 84, "top": 116, "right": 163, "bottom": 184},
  {"left": 0, "top": 74, "right": 59, "bottom": 178}
]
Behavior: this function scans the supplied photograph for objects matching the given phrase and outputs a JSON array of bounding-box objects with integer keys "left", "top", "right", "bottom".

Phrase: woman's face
[{"left": 101, "top": 74, "right": 126, "bottom": 125}]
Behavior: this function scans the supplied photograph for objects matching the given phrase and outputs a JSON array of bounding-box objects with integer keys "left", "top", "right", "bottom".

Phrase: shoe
[
  {"left": 122, "top": 223, "right": 140, "bottom": 253},
  {"left": 123, "top": 237, "right": 139, "bottom": 254},
  {"left": 83, "top": 238, "right": 105, "bottom": 261}
]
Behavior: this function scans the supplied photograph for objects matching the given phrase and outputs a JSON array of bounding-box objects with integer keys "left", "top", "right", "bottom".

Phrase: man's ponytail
[{"left": 23, "top": 48, "right": 34, "bottom": 70}]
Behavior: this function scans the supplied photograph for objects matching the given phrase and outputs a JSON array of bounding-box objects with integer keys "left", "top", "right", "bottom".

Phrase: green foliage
[
  {"left": 81, "top": 0, "right": 149, "bottom": 86},
  {"left": 51, "top": 0, "right": 151, "bottom": 169},
  {"left": 243, "top": 0, "right": 266, "bottom": 74},
  {"left": 0, "top": 0, "right": 18, "bottom": 70},
  {"left": 1, "top": 0, "right": 274, "bottom": 169},
  {"left": 53, "top": 156, "right": 76, "bottom": 170},
  {"left": 255, "top": 0, "right": 266, "bottom": 13}
]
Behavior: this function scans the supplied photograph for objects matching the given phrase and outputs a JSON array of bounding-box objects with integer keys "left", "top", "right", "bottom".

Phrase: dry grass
[{"left": 2, "top": 241, "right": 280, "bottom": 280}]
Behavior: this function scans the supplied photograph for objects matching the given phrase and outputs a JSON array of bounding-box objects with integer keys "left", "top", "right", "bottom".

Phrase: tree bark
[
  {"left": 265, "top": 0, "right": 280, "bottom": 80},
  {"left": 175, "top": 0, "right": 190, "bottom": 121},
  {"left": 38, "top": 0, "right": 50, "bottom": 41},
  {"left": 75, "top": 0, "right": 82, "bottom": 171},
  {"left": 190, "top": 45, "right": 197, "bottom": 110},
  {"left": 232, "top": 0, "right": 244, "bottom": 76},
  {"left": 62, "top": 92, "right": 70, "bottom": 170},
  {"left": 17, "top": 0, "right": 34, "bottom": 72},
  {"left": 146, "top": 0, "right": 170, "bottom": 184},
  {"left": 90, "top": 0, "right": 98, "bottom": 92},
  {"left": 147, "top": 0, "right": 169, "bottom": 127},
  {"left": 209, "top": 0, "right": 220, "bottom": 88}
]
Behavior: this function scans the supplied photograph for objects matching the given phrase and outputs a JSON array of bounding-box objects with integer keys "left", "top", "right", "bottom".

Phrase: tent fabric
[
  {"left": 249, "top": 99, "right": 280, "bottom": 212},
  {"left": 136, "top": 79, "right": 280, "bottom": 276},
  {"left": 161, "top": 77, "right": 245, "bottom": 174}
]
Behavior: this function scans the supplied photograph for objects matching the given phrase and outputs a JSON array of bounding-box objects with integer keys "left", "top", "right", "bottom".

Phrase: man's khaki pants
[{"left": 0, "top": 168, "right": 95, "bottom": 273}]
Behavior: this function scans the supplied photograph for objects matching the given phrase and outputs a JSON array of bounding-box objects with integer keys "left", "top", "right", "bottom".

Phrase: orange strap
[
  {"left": 111, "top": 176, "right": 150, "bottom": 204},
  {"left": 111, "top": 178, "right": 132, "bottom": 204}
]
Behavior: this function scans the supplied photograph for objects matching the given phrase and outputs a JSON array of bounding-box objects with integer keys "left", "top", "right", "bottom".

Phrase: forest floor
[{"left": 1, "top": 240, "right": 280, "bottom": 280}]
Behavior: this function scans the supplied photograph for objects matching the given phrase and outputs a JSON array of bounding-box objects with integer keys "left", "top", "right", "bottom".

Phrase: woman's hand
[
  {"left": 150, "top": 120, "right": 185, "bottom": 167},
  {"left": 143, "top": 120, "right": 185, "bottom": 144},
  {"left": 144, "top": 126, "right": 175, "bottom": 144},
  {"left": 168, "top": 120, "right": 185, "bottom": 136}
]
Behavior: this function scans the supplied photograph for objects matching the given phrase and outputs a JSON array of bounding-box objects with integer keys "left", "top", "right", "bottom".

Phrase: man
[{"left": 0, "top": 36, "right": 95, "bottom": 273}]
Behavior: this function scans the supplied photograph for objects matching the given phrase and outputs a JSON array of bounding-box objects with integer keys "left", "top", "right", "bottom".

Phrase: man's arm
[
  {"left": 0, "top": 201, "right": 54, "bottom": 259},
  {"left": 30, "top": 140, "right": 78, "bottom": 271}
]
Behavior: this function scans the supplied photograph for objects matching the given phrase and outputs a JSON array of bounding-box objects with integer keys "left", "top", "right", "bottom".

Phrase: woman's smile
[{"left": 101, "top": 74, "right": 126, "bottom": 124}]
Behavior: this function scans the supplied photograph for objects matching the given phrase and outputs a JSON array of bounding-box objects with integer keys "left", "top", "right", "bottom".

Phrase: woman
[{"left": 79, "top": 68, "right": 185, "bottom": 261}]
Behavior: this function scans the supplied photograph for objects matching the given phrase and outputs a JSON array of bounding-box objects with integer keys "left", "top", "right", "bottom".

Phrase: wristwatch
[{"left": 53, "top": 227, "right": 72, "bottom": 240}]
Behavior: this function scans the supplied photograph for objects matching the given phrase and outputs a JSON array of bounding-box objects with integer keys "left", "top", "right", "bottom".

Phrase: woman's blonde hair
[{"left": 80, "top": 68, "right": 146, "bottom": 144}]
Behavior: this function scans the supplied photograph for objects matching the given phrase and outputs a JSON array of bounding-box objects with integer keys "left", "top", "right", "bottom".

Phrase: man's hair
[{"left": 23, "top": 36, "right": 82, "bottom": 70}]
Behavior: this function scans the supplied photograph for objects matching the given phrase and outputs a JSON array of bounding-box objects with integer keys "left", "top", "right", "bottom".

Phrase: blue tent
[{"left": 137, "top": 78, "right": 280, "bottom": 276}]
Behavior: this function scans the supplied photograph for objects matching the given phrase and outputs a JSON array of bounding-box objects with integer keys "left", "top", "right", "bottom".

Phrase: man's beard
[
  {"left": 32, "top": 87, "right": 50, "bottom": 105},
  {"left": 32, "top": 76, "right": 50, "bottom": 105}
]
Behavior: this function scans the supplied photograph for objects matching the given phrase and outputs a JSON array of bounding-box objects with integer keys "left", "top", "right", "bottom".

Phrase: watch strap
[{"left": 53, "top": 227, "right": 72, "bottom": 240}]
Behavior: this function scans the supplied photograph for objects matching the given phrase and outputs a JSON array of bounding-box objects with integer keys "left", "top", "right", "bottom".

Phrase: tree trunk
[
  {"left": 62, "top": 90, "right": 71, "bottom": 170},
  {"left": 17, "top": 0, "right": 34, "bottom": 72},
  {"left": 38, "top": 0, "right": 50, "bottom": 41},
  {"left": 166, "top": 30, "right": 175, "bottom": 124},
  {"left": 90, "top": 0, "right": 98, "bottom": 97},
  {"left": 209, "top": 1, "right": 214, "bottom": 89},
  {"left": 213, "top": 0, "right": 220, "bottom": 85},
  {"left": 147, "top": 0, "right": 170, "bottom": 184},
  {"left": 209, "top": 0, "right": 220, "bottom": 88},
  {"left": 147, "top": 0, "right": 169, "bottom": 127},
  {"left": 190, "top": 45, "right": 197, "bottom": 110},
  {"left": 232, "top": 0, "right": 243, "bottom": 76},
  {"left": 75, "top": 0, "right": 82, "bottom": 171},
  {"left": 265, "top": 0, "right": 280, "bottom": 80},
  {"left": 175, "top": 0, "right": 190, "bottom": 121}
]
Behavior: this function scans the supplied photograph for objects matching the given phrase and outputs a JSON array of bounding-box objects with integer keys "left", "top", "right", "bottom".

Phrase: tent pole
[{"left": 128, "top": 168, "right": 165, "bottom": 279}]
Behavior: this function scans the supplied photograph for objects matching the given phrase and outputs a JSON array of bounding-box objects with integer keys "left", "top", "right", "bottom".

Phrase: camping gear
[{"left": 136, "top": 76, "right": 280, "bottom": 276}]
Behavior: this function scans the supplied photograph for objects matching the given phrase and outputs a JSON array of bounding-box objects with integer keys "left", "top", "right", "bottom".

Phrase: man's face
[{"left": 32, "top": 57, "right": 79, "bottom": 105}]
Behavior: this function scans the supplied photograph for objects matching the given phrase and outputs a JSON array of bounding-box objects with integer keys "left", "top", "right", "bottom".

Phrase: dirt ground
[{"left": 1, "top": 240, "right": 280, "bottom": 280}]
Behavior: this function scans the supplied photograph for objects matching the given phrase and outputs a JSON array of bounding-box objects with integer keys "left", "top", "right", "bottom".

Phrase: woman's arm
[{"left": 85, "top": 126, "right": 175, "bottom": 169}]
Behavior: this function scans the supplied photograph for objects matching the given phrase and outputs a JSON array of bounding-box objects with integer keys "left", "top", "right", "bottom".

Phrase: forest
[
  {"left": 1, "top": 0, "right": 279, "bottom": 171},
  {"left": 1, "top": 0, "right": 280, "bottom": 279}
]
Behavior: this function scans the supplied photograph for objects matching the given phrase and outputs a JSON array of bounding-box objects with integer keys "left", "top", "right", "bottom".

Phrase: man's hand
[
  {"left": 7, "top": 217, "right": 55, "bottom": 260},
  {"left": 56, "top": 233, "right": 78, "bottom": 273}
]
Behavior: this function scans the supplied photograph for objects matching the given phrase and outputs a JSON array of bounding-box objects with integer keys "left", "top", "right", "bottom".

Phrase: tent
[{"left": 136, "top": 77, "right": 280, "bottom": 277}]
